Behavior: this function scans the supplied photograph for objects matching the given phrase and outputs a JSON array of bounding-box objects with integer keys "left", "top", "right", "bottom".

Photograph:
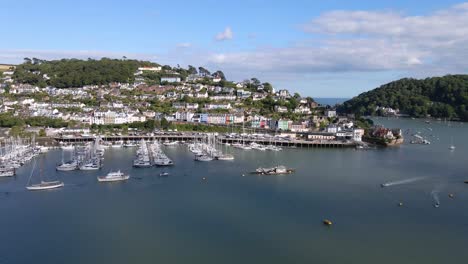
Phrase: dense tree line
[
  {"left": 0, "top": 113, "right": 69, "bottom": 128},
  {"left": 13, "top": 58, "right": 157, "bottom": 88},
  {"left": 339, "top": 75, "right": 468, "bottom": 121}
]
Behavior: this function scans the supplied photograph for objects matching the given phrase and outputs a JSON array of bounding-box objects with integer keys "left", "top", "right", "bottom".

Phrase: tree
[
  {"left": 38, "top": 129, "right": 46, "bottom": 137},
  {"left": 188, "top": 65, "right": 198, "bottom": 74},
  {"left": 160, "top": 117, "right": 170, "bottom": 129},
  {"left": 212, "top": 70, "right": 226, "bottom": 80},
  {"left": 262, "top": 82, "right": 273, "bottom": 93},
  {"left": 251, "top": 78, "right": 261, "bottom": 86},
  {"left": 198, "top": 67, "right": 210, "bottom": 76}
]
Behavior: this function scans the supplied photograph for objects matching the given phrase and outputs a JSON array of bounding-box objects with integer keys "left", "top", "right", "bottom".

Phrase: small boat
[
  {"left": 97, "top": 170, "right": 130, "bottom": 182},
  {"left": 27, "top": 180, "right": 64, "bottom": 191},
  {"left": 216, "top": 154, "right": 234, "bottom": 161},
  {"left": 123, "top": 142, "right": 138, "bottom": 148},
  {"left": 154, "top": 156, "right": 174, "bottom": 166},
  {"left": 323, "top": 219, "right": 332, "bottom": 226},
  {"left": 159, "top": 172, "right": 170, "bottom": 177},
  {"left": 464, "top": 181, "right": 468, "bottom": 184},
  {"left": 133, "top": 159, "right": 152, "bottom": 168},
  {"left": 163, "top": 141, "right": 178, "bottom": 146},
  {"left": 434, "top": 203, "right": 440, "bottom": 208},
  {"left": 60, "top": 144, "right": 75, "bottom": 150},
  {"left": 0, "top": 167, "right": 15, "bottom": 177},
  {"left": 252, "top": 166, "right": 294, "bottom": 175},
  {"left": 195, "top": 154, "right": 214, "bottom": 162},
  {"left": 79, "top": 161, "right": 100, "bottom": 170},
  {"left": 449, "top": 136, "right": 455, "bottom": 150},
  {"left": 56, "top": 160, "right": 78, "bottom": 171}
]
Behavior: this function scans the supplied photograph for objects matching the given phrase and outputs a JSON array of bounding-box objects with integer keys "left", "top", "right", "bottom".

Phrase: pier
[
  {"left": 54, "top": 133, "right": 357, "bottom": 148},
  {"left": 219, "top": 137, "right": 356, "bottom": 148}
]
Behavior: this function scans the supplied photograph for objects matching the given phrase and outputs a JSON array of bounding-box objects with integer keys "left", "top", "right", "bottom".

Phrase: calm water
[{"left": 1, "top": 118, "right": 467, "bottom": 264}]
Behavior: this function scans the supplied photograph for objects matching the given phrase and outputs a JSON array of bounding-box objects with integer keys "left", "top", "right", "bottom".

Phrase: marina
[{"left": 55, "top": 134, "right": 357, "bottom": 148}]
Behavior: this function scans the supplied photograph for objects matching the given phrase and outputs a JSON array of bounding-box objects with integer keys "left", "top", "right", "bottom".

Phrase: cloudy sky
[{"left": 1, "top": 0, "right": 468, "bottom": 97}]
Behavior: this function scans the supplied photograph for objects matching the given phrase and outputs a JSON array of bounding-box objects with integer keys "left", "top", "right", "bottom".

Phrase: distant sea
[{"left": 314, "top": 97, "right": 349, "bottom": 106}]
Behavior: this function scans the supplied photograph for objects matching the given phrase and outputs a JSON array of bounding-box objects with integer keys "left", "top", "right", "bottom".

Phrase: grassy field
[{"left": 0, "top": 64, "right": 15, "bottom": 71}]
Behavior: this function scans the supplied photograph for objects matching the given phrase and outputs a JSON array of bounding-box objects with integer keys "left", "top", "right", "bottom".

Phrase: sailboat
[
  {"left": 26, "top": 159, "right": 64, "bottom": 191},
  {"left": 56, "top": 149, "right": 78, "bottom": 171}
]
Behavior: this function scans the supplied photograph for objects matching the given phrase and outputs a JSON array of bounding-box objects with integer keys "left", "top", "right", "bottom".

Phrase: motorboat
[
  {"left": 60, "top": 144, "right": 75, "bottom": 151},
  {"left": 195, "top": 154, "right": 214, "bottom": 162},
  {"left": 133, "top": 159, "right": 152, "bottom": 168},
  {"left": 56, "top": 160, "right": 78, "bottom": 171},
  {"left": 217, "top": 154, "right": 234, "bottom": 161},
  {"left": 123, "top": 142, "right": 138, "bottom": 148},
  {"left": 163, "top": 141, "right": 178, "bottom": 146},
  {"left": 253, "top": 165, "right": 294, "bottom": 175},
  {"left": 79, "top": 161, "right": 101, "bottom": 170},
  {"left": 97, "top": 170, "right": 129, "bottom": 182},
  {"left": 154, "top": 158, "right": 174, "bottom": 166},
  {"left": 27, "top": 180, "right": 64, "bottom": 191},
  {"left": 0, "top": 167, "right": 15, "bottom": 177},
  {"left": 159, "top": 172, "right": 170, "bottom": 177}
]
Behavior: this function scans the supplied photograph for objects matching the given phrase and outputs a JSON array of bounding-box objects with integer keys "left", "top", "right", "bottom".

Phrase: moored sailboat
[{"left": 26, "top": 160, "right": 64, "bottom": 191}]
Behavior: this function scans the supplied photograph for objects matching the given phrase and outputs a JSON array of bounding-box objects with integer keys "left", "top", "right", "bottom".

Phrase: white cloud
[
  {"left": 176, "top": 43, "right": 192, "bottom": 48},
  {"left": 204, "top": 3, "right": 468, "bottom": 79},
  {"left": 215, "top": 27, "right": 233, "bottom": 41}
]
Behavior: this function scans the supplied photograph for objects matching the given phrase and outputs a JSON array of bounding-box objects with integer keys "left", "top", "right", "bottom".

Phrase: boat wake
[
  {"left": 431, "top": 190, "right": 440, "bottom": 208},
  {"left": 381, "top": 177, "right": 426, "bottom": 187}
]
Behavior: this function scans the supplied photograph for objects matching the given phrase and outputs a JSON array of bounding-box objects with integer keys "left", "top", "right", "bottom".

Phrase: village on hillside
[{"left": 0, "top": 60, "right": 400, "bottom": 145}]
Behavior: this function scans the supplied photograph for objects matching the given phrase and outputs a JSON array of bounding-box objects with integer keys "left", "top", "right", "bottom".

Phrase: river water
[{"left": 0, "top": 118, "right": 467, "bottom": 264}]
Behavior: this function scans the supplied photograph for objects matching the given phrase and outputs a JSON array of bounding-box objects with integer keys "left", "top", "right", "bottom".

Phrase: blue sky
[{"left": 1, "top": 0, "right": 468, "bottom": 97}]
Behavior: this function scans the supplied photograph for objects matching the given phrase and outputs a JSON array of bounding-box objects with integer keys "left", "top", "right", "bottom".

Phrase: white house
[
  {"left": 294, "top": 105, "right": 311, "bottom": 115},
  {"left": 205, "top": 103, "right": 232, "bottom": 110},
  {"left": 161, "top": 76, "right": 181, "bottom": 83},
  {"left": 325, "top": 110, "right": 337, "bottom": 118},
  {"left": 275, "top": 105, "right": 288, "bottom": 113}
]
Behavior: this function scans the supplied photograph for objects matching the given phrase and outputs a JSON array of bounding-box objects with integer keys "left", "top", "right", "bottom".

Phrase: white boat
[
  {"left": 39, "top": 146, "right": 49, "bottom": 153},
  {"left": 195, "top": 154, "right": 214, "bottom": 162},
  {"left": 159, "top": 172, "right": 170, "bottom": 177},
  {"left": 0, "top": 167, "right": 15, "bottom": 177},
  {"left": 163, "top": 141, "right": 178, "bottom": 146},
  {"left": 60, "top": 144, "right": 75, "bottom": 150},
  {"left": 154, "top": 158, "right": 174, "bottom": 166},
  {"left": 254, "top": 165, "right": 292, "bottom": 175},
  {"left": 97, "top": 170, "right": 129, "bottom": 182},
  {"left": 449, "top": 136, "right": 455, "bottom": 150},
  {"left": 56, "top": 160, "right": 78, "bottom": 171},
  {"left": 79, "top": 161, "right": 100, "bottom": 170},
  {"left": 217, "top": 154, "right": 234, "bottom": 161},
  {"left": 133, "top": 159, "right": 152, "bottom": 168},
  {"left": 123, "top": 142, "right": 138, "bottom": 148},
  {"left": 26, "top": 160, "right": 64, "bottom": 191},
  {"left": 111, "top": 141, "right": 124, "bottom": 148},
  {"left": 27, "top": 181, "right": 64, "bottom": 191}
]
